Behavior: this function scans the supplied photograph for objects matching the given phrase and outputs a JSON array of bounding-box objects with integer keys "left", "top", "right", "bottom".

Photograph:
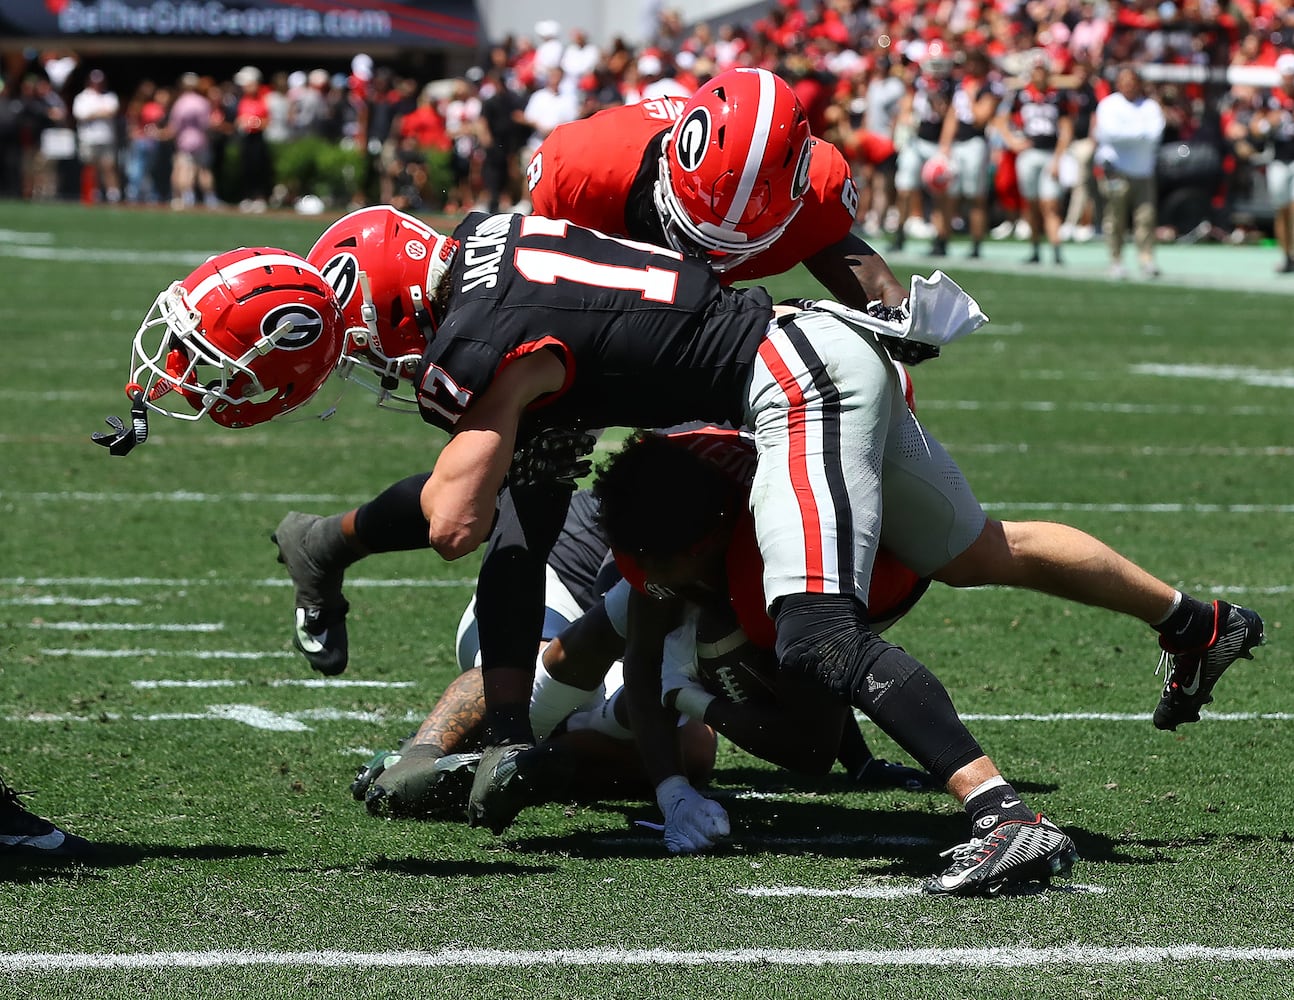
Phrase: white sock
[{"left": 530, "top": 652, "right": 602, "bottom": 740}]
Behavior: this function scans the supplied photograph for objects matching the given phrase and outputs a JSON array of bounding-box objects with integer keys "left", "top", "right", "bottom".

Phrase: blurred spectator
[
  {"left": 123, "top": 80, "right": 169, "bottom": 204},
  {"left": 169, "top": 72, "right": 217, "bottom": 210},
  {"left": 943, "top": 47, "right": 1006, "bottom": 258},
  {"left": 444, "top": 74, "right": 484, "bottom": 212},
  {"left": 479, "top": 66, "right": 528, "bottom": 213},
  {"left": 293, "top": 69, "right": 331, "bottom": 139},
  {"left": 233, "top": 65, "right": 271, "bottom": 211},
  {"left": 265, "top": 72, "right": 293, "bottom": 145},
  {"left": 384, "top": 81, "right": 451, "bottom": 210},
  {"left": 632, "top": 52, "right": 690, "bottom": 101},
  {"left": 72, "top": 69, "right": 121, "bottom": 202},
  {"left": 1061, "top": 59, "right": 1105, "bottom": 242},
  {"left": 0, "top": 79, "right": 19, "bottom": 199},
  {"left": 534, "top": 20, "right": 565, "bottom": 75},
  {"left": 1094, "top": 64, "right": 1166, "bottom": 277},
  {"left": 1257, "top": 53, "right": 1294, "bottom": 272},
  {"left": 522, "top": 67, "right": 579, "bottom": 158},
  {"left": 999, "top": 58, "right": 1073, "bottom": 264},
  {"left": 561, "top": 28, "right": 602, "bottom": 90},
  {"left": 16, "top": 75, "right": 70, "bottom": 200}
]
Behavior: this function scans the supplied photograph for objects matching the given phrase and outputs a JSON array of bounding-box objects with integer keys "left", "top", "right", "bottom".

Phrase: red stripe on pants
[{"left": 758, "top": 338, "right": 825, "bottom": 591}]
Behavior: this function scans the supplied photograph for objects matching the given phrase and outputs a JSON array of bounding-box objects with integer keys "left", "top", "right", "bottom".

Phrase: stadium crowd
[{"left": 2, "top": 0, "right": 1294, "bottom": 264}]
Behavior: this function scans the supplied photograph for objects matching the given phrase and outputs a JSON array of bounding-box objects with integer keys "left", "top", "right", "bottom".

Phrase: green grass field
[{"left": 1, "top": 202, "right": 1292, "bottom": 999}]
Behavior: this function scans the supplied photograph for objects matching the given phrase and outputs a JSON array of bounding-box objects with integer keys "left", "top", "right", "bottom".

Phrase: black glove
[
  {"left": 91, "top": 387, "right": 150, "bottom": 456},
  {"left": 509, "top": 427, "right": 597, "bottom": 490}
]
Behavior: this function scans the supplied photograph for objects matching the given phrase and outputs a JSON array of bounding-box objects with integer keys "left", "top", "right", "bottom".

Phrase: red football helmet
[
  {"left": 921, "top": 153, "right": 958, "bottom": 195},
  {"left": 307, "top": 206, "right": 459, "bottom": 411},
  {"left": 129, "top": 247, "right": 344, "bottom": 429},
  {"left": 654, "top": 67, "right": 813, "bottom": 272}
]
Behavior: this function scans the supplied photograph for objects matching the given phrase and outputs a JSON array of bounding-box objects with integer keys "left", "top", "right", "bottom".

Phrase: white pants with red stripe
[{"left": 744, "top": 310, "right": 986, "bottom": 610}]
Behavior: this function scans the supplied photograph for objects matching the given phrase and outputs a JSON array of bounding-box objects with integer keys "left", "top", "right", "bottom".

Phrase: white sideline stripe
[
  {"left": 5, "top": 576, "right": 477, "bottom": 589},
  {"left": 129, "top": 680, "right": 417, "bottom": 689},
  {"left": 28, "top": 621, "right": 223, "bottom": 632},
  {"left": 1, "top": 596, "right": 142, "bottom": 607},
  {"left": 734, "top": 884, "right": 1108, "bottom": 898},
  {"left": 4, "top": 945, "right": 1293, "bottom": 971},
  {"left": 41, "top": 648, "right": 294, "bottom": 660},
  {"left": 599, "top": 832, "right": 936, "bottom": 849}
]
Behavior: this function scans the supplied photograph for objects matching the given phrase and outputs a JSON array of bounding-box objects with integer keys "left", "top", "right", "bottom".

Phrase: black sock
[
  {"left": 353, "top": 473, "right": 434, "bottom": 553},
  {"left": 1154, "top": 594, "right": 1216, "bottom": 650},
  {"left": 964, "top": 779, "right": 1034, "bottom": 834}
]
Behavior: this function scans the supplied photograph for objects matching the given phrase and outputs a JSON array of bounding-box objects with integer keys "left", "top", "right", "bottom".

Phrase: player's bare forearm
[
  {"left": 622, "top": 592, "right": 687, "bottom": 786},
  {"left": 807, "top": 234, "right": 907, "bottom": 309},
  {"left": 420, "top": 351, "right": 566, "bottom": 559}
]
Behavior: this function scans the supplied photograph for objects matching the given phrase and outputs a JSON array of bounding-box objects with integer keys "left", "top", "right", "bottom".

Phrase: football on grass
[{"left": 694, "top": 604, "right": 777, "bottom": 705}]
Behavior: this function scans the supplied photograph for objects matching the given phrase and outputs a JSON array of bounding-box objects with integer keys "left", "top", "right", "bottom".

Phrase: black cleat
[
  {"left": 0, "top": 778, "right": 94, "bottom": 861},
  {"left": 1154, "top": 601, "right": 1265, "bottom": 731},
  {"left": 925, "top": 813, "right": 1077, "bottom": 897},
  {"left": 365, "top": 749, "right": 482, "bottom": 819},
  {"left": 271, "top": 511, "right": 349, "bottom": 675},
  {"left": 466, "top": 742, "right": 542, "bottom": 834}
]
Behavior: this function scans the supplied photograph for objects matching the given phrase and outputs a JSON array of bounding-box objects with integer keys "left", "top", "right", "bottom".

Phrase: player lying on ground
[
  {"left": 353, "top": 473, "right": 933, "bottom": 819},
  {"left": 112, "top": 212, "right": 1263, "bottom": 894},
  {"left": 596, "top": 430, "right": 1076, "bottom": 892}
]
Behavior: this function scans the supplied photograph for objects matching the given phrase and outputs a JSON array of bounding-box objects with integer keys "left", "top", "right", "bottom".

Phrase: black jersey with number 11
[{"left": 413, "top": 212, "right": 773, "bottom": 434}]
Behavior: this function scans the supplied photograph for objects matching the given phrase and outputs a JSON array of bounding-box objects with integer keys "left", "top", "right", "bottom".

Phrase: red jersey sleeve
[
  {"left": 721, "top": 139, "right": 858, "bottom": 283},
  {"left": 527, "top": 100, "right": 682, "bottom": 234}
]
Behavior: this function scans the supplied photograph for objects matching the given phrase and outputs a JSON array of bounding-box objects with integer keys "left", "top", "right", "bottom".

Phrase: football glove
[
  {"left": 655, "top": 776, "right": 730, "bottom": 854},
  {"left": 867, "top": 299, "right": 941, "bottom": 366},
  {"left": 509, "top": 426, "right": 597, "bottom": 490}
]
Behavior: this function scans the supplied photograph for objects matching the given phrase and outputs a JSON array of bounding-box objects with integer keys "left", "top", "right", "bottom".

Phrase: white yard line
[
  {"left": 28, "top": 621, "right": 224, "bottom": 632},
  {"left": 4, "top": 576, "right": 476, "bottom": 589},
  {"left": 2, "top": 944, "right": 1292, "bottom": 972},
  {"left": 734, "top": 884, "right": 1107, "bottom": 898},
  {"left": 128, "top": 680, "right": 416, "bottom": 689},
  {"left": 40, "top": 649, "right": 294, "bottom": 659}
]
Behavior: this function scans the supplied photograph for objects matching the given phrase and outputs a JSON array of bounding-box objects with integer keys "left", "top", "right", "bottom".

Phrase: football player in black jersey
[{"left": 124, "top": 209, "right": 1264, "bottom": 894}]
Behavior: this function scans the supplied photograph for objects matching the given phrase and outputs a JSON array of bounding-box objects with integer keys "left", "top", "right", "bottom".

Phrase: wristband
[{"left": 671, "top": 686, "right": 716, "bottom": 723}]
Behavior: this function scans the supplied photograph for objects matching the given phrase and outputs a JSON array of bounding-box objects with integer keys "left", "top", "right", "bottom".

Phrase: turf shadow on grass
[
  {"left": 287, "top": 857, "right": 559, "bottom": 879},
  {"left": 0, "top": 841, "right": 286, "bottom": 883}
]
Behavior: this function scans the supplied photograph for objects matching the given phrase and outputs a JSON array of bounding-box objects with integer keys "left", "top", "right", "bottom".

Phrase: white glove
[{"left": 655, "top": 775, "right": 730, "bottom": 854}]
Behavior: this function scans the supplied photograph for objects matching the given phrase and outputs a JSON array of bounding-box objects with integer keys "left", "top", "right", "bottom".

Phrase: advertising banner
[{"left": 1, "top": 0, "right": 481, "bottom": 49}]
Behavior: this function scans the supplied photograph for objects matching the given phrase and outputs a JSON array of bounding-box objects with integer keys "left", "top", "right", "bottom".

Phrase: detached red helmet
[
  {"left": 129, "top": 247, "right": 343, "bottom": 429},
  {"left": 655, "top": 67, "right": 813, "bottom": 272},
  {"left": 307, "top": 206, "right": 459, "bottom": 411},
  {"left": 921, "top": 153, "right": 958, "bottom": 195}
]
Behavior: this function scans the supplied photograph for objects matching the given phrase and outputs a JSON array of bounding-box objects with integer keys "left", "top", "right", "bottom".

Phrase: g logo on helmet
[
  {"left": 318, "top": 252, "right": 359, "bottom": 310},
  {"left": 790, "top": 137, "right": 812, "bottom": 201},
  {"left": 674, "top": 107, "right": 712, "bottom": 172},
  {"left": 261, "top": 303, "right": 326, "bottom": 351}
]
